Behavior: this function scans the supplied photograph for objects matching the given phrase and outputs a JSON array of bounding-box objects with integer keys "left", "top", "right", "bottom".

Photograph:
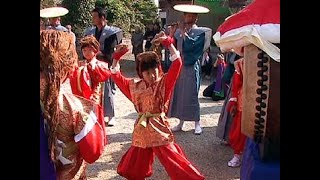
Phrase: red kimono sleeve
[
  {"left": 231, "top": 72, "right": 242, "bottom": 99},
  {"left": 89, "top": 61, "right": 111, "bottom": 83},
  {"left": 73, "top": 96, "right": 106, "bottom": 164},
  {"left": 164, "top": 57, "right": 182, "bottom": 101},
  {"left": 74, "top": 110, "right": 105, "bottom": 164},
  {"left": 69, "top": 66, "right": 92, "bottom": 99},
  {"left": 227, "top": 60, "right": 243, "bottom": 113},
  {"left": 231, "top": 61, "right": 243, "bottom": 99},
  {"left": 111, "top": 72, "right": 132, "bottom": 101}
]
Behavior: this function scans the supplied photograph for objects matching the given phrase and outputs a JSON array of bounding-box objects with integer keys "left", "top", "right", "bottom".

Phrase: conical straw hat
[
  {"left": 40, "top": 7, "right": 69, "bottom": 18},
  {"left": 173, "top": 4, "right": 210, "bottom": 14}
]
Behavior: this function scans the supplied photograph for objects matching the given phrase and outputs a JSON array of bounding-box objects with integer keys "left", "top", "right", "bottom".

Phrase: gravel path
[{"left": 86, "top": 40, "right": 240, "bottom": 180}]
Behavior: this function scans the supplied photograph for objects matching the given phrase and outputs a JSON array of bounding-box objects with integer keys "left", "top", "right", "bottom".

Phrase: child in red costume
[
  {"left": 69, "top": 35, "right": 111, "bottom": 105},
  {"left": 110, "top": 31, "right": 205, "bottom": 180},
  {"left": 227, "top": 57, "right": 247, "bottom": 167},
  {"left": 69, "top": 35, "right": 114, "bottom": 146},
  {"left": 40, "top": 30, "right": 105, "bottom": 179}
]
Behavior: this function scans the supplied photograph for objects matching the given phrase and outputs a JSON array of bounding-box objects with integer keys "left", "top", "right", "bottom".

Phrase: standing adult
[
  {"left": 40, "top": 7, "right": 69, "bottom": 32},
  {"left": 131, "top": 26, "right": 144, "bottom": 69},
  {"left": 84, "top": 6, "right": 124, "bottom": 126},
  {"left": 168, "top": 4, "right": 212, "bottom": 135},
  {"left": 144, "top": 22, "right": 156, "bottom": 51}
]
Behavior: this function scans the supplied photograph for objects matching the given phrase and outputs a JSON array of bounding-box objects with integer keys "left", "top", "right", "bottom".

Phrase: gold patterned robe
[
  {"left": 41, "top": 77, "right": 102, "bottom": 180},
  {"left": 111, "top": 57, "right": 182, "bottom": 148}
]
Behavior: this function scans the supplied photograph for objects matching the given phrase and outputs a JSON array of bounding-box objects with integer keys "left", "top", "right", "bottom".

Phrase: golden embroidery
[
  {"left": 128, "top": 77, "right": 174, "bottom": 148},
  {"left": 138, "top": 112, "right": 165, "bottom": 127}
]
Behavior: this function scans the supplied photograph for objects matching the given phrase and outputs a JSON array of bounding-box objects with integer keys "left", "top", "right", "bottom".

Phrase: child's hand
[
  {"left": 152, "top": 31, "right": 174, "bottom": 48},
  {"left": 115, "top": 44, "right": 129, "bottom": 53},
  {"left": 151, "top": 31, "right": 165, "bottom": 45},
  {"left": 113, "top": 44, "right": 129, "bottom": 61}
]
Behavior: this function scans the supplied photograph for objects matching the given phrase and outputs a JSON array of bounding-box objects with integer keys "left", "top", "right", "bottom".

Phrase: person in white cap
[
  {"left": 167, "top": 4, "right": 212, "bottom": 135},
  {"left": 40, "top": 7, "right": 69, "bottom": 32}
]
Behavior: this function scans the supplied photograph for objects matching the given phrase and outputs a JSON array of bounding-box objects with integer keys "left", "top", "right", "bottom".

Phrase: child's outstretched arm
[
  {"left": 153, "top": 31, "right": 182, "bottom": 101},
  {"left": 90, "top": 61, "right": 112, "bottom": 82},
  {"left": 109, "top": 44, "right": 133, "bottom": 101}
]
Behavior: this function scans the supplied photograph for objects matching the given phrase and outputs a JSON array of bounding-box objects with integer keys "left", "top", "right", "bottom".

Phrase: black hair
[
  {"left": 140, "top": 60, "right": 159, "bottom": 73},
  {"left": 136, "top": 51, "right": 163, "bottom": 79},
  {"left": 92, "top": 6, "right": 106, "bottom": 19}
]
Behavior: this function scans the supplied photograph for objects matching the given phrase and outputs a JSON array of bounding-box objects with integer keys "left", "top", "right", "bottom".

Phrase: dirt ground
[{"left": 86, "top": 39, "right": 240, "bottom": 180}]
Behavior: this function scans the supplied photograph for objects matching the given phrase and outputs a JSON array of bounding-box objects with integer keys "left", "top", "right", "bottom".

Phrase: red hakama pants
[
  {"left": 228, "top": 111, "right": 246, "bottom": 154},
  {"left": 117, "top": 143, "right": 205, "bottom": 180}
]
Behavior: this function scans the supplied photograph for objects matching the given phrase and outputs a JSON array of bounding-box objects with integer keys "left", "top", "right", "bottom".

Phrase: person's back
[
  {"left": 131, "top": 26, "right": 144, "bottom": 61},
  {"left": 40, "top": 30, "right": 106, "bottom": 179},
  {"left": 144, "top": 23, "right": 156, "bottom": 51}
]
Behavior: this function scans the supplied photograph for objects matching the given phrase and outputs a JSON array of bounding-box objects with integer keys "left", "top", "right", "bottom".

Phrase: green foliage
[
  {"left": 95, "top": 0, "right": 159, "bottom": 36},
  {"left": 133, "top": 0, "right": 159, "bottom": 25},
  {"left": 103, "top": 0, "right": 131, "bottom": 34},
  {"left": 61, "top": 0, "right": 96, "bottom": 37},
  {"left": 40, "top": 0, "right": 160, "bottom": 37},
  {"left": 40, "top": 0, "right": 61, "bottom": 9}
]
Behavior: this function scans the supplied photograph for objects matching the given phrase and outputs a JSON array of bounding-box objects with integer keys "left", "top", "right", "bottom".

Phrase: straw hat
[
  {"left": 40, "top": 7, "right": 69, "bottom": 18},
  {"left": 173, "top": 4, "right": 210, "bottom": 14}
]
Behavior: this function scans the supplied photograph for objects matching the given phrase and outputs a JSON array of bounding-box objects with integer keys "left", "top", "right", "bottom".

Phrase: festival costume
[
  {"left": 70, "top": 58, "right": 110, "bottom": 104},
  {"left": 227, "top": 58, "right": 246, "bottom": 155},
  {"left": 40, "top": 7, "right": 69, "bottom": 32},
  {"left": 40, "top": 106, "right": 57, "bottom": 180},
  {"left": 168, "top": 4, "right": 212, "bottom": 126},
  {"left": 213, "top": 0, "right": 280, "bottom": 178},
  {"left": 84, "top": 25, "right": 123, "bottom": 121},
  {"left": 40, "top": 79, "right": 105, "bottom": 179},
  {"left": 215, "top": 53, "right": 241, "bottom": 142},
  {"left": 46, "top": 24, "right": 68, "bottom": 32},
  {"left": 111, "top": 53, "right": 204, "bottom": 180},
  {"left": 213, "top": 57, "right": 227, "bottom": 99},
  {"left": 168, "top": 24, "right": 212, "bottom": 122},
  {"left": 69, "top": 58, "right": 110, "bottom": 146}
]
